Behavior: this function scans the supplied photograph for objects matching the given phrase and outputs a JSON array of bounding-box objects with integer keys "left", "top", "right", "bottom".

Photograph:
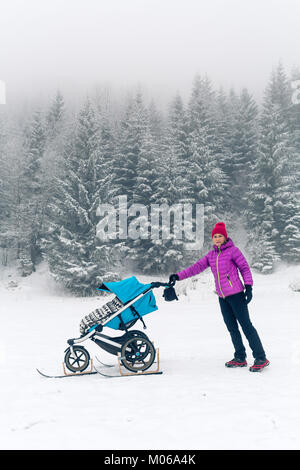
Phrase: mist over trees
[{"left": 0, "top": 63, "right": 299, "bottom": 294}]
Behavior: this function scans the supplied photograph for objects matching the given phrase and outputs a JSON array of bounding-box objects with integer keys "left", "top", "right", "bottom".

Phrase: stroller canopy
[{"left": 97, "top": 276, "right": 158, "bottom": 330}]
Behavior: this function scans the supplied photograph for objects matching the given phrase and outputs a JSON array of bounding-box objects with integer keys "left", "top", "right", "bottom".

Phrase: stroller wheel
[
  {"left": 126, "top": 330, "right": 149, "bottom": 341},
  {"left": 64, "top": 346, "right": 90, "bottom": 373},
  {"left": 121, "top": 336, "right": 156, "bottom": 373}
]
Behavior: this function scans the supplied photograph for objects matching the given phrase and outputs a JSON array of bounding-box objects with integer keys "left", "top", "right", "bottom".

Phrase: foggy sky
[{"left": 0, "top": 0, "right": 300, "bottom": 108}]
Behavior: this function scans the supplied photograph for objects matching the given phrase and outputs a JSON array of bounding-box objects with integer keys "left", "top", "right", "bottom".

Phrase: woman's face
[{"left": 213, "top": 233, "right": 226, "bottom": 247}]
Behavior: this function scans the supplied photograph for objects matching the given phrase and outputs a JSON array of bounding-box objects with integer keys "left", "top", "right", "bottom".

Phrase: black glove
[
  {"left": 244, "top": 285, "right": 253, "bottom": 304},
  {"left": 169, "top": 274, "right": 179, "bottom": 286}
]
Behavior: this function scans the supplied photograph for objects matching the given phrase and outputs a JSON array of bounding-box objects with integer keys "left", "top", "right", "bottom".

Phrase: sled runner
[{"left": 38, "top": 277, "right": 178, "bottom": 378}]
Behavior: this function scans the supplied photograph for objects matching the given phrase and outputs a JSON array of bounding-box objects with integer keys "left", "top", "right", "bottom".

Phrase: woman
[{"left": 169, "top": 222, "right": 269, "bottom": 372}]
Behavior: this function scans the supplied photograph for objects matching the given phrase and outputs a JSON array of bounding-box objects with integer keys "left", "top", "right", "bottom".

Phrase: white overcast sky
[{"left": 0, "top": 0, "right": 299, "bottom": 107}]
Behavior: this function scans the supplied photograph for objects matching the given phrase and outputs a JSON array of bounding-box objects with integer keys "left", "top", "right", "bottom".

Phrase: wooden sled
[
  {"left": 62, "top": 358, "right": 96, "bottom": 376},
  {"left": 117, "top": 348, "right": 163, "bottom": 377}
]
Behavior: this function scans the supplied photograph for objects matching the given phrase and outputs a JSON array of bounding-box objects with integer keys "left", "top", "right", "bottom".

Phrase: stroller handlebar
[{"left": 150, "top": 281, "right": 172, "bottom": 288}]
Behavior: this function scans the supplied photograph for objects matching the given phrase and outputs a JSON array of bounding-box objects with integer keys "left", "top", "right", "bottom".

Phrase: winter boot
[
  {"left": 249, "top": 358, "right": 270, "bottom": 372},
  {"left": 225, "top": 358, "right": 247, "bottom": 368}
]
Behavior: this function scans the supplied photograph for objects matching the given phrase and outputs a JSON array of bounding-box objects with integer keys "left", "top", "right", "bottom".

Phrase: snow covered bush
[{"left": 289, "top": 279, "right": 300, "bottom": 292}]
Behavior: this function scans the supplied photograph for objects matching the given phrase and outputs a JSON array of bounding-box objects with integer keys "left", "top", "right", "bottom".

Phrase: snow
[{"left": 1, "top": 261, "right": 300, "bottom": 450}]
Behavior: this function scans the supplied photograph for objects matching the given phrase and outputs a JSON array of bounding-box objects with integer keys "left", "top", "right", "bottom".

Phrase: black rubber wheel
[
  {"left": 64, "top": 346, "right": 90, "bottom": 373},
  {"left": 120, "top": 336, "right": 156, "bottom": 373},
  {"left": 124, "top": 331, "right": 151, "bottom": 361},
  {"left": 126, "top": 330, "right": 149, "bottom": 341}
]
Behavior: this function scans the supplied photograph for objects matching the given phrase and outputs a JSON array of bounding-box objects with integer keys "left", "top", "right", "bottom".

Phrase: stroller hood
[{"left": 97, "top": 276, "right": 158, "bottom": 330}]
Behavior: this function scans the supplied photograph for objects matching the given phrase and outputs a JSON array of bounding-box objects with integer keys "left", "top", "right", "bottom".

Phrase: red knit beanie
[{"left": 211, "top": 222, "right": 228, "bottom": 239}]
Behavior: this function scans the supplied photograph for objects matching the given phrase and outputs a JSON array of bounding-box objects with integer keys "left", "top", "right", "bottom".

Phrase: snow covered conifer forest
[
  {"left": 2, "top": 0, "right": 300, "bottom": 453},
  {"left": 0, "top": 64, "right": 299, "bottom": 295}
]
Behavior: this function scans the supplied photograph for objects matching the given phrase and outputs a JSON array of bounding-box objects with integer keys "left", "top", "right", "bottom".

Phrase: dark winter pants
[{"left": 218, "top": 292, "right": 266, "bottom": 361}]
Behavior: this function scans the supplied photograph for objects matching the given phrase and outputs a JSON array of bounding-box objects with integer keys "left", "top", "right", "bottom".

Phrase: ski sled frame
[
  {"left": 36, "top": 351, "right": 162, "bottom": 379},
  {"left": 37, "top": 281, "right": 170, "bottom": 379}
]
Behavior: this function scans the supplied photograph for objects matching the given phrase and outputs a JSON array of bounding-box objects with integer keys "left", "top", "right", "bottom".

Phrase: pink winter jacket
[{"left": 176, "top": 238, "right": 253, "bottom": 299}]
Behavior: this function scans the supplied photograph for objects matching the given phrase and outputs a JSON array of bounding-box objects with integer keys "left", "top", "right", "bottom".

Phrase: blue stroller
[{"left": 63, "top": 276, "right": 178, "bottom": 376}]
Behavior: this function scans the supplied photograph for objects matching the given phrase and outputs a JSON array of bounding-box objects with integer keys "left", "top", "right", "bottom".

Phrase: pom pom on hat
[{"left": 211, "top": 222, "right": 228, "bottom": 239}]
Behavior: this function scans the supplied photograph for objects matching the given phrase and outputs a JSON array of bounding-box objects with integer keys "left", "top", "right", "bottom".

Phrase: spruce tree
[
  {"left": 129, "top": 125, "right": 160, "bottom": 272},
  {"left": 290, "top": 67, "right": 300, "bottom": 154},
  {"left": 16, "top": 109, "right": 46, "bottom": 276},
  {"left": 0, "top": 113, "right": 11, "bottom": 266},
  {"left": 129, "top": 94, "right": 190, "bottom": 274},
  {"left": 44, "top": 97, "right": 118, "bottom": 295},
  {"left": 110, "top": 92, "right": 148, "bottom": 208},
  {"left": 246, "top": 64, "right": 300, "bottom": 270},
  {"left": 231, "top": 88, "right": 259, "bottom": 215},
  {"left": 148, "top": 99, "right": 165, "bottom": 142},
  {"left": 167, "top": 93, "right": 189, "bottom": 203},
  {"left": 284, "top": 68, "right": 300, "bottom": 261},
  {"left": 95, "top": 103, "right": 118, "bottom": 203},
  {"left": 270, "top": 65, "right": 299, "bottom": 262},
  {"left": 145, "top": 142, "right": 187, "bottom": 274},
  {"left": 0, "top": 114, "right": 9, "bottom": 219},
  {"left": 46, "top": 90, "right": 65, "bottom": 140},
  {"left": 186, "top": 75, "right": 227, "bottom": 250},
  {"left": 43, "top": 90, "right": 68, "bottom": 219},
  {"left": 214, "top": 87, "right": 235, "bottom": 212}
]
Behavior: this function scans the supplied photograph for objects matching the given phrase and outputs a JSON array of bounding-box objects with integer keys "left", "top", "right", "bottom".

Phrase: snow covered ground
[{"left": 1, "top": 261, "right": 300, "bottom": 450}]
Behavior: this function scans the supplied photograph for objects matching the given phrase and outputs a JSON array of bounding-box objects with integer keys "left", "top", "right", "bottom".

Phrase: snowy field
[{"left": 1, "top": 262, "right": 300, "bottom": 450}]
